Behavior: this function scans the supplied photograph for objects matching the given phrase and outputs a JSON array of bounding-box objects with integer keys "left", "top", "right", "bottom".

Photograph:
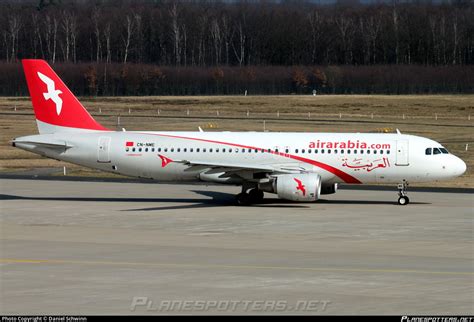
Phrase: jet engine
[
  {"left": 320, "top": 183, "right": 338, "bottom": 195},
  {"left": 272, "top": 173, "right": 322, "bottom": 202}
]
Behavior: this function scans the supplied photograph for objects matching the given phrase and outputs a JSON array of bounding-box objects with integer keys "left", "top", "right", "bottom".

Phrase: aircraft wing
[{"left": 177, "top": 160, "right": 306, "bottom": 178}]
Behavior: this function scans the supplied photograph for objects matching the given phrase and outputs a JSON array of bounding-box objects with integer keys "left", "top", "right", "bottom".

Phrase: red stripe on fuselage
[{"left": 140, "top": 133, "right": 362, "bottom": 184}]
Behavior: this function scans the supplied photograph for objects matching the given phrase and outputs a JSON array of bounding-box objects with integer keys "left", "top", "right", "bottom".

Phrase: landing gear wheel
[
  {"left": 248, "top": 189, "right": 264, "bottom": 203},
  {"left": 397, "top": 180, "right": 409, "bottom": 205},
  {"left": 235, "top": 192, "right": 251, "bottom": 206},
  {"left": 398, "top": 196, "right": 409, "bottom": 205}
]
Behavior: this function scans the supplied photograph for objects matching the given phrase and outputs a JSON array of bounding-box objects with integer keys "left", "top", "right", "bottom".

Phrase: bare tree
[
  {"left": 122, "top": 15, "right": 136, "bottom": 64},
  {"left": 211, "top": 18, "right": 222, "bottom": 65},
  {"left": 392, "top": 6, "right": 400, "bottom": 64},
  {"left": 232, "top": 21, "right": 246, "bottom": 67},
  {"left": 221, "top": 15, "right": 231, "bottom": 65},
  {"left": 170, "top": 4, "right": 181, "bottom": 66},
  {"left": 367, "top": 14, "right": 382, "bottom": 64},
  {"left": 335, "top": 15, "right": 354, "bottom": 64},
  {"left": 8, "top": 15, "right": 22, "bottom": 62},
  {"left": 308, "top": 10, "right": 323, "bottom": 64},
  {"left": 104, "top": 23, "right": 112, "bottom": 64},
  {"left": 452, "top": 13, "right": 459, "bottom": 64},
  {"left": 93, "top": 9, "right": 102, "bottom": 63},
  {"left": 182, "top": 23, "right": 187, "bottom": 66},
  {"left": 61, "top": 11, "right": 74, "bottom": 62},
  {"left": 69, "top": 13, "right": 77, "bottom": 63},
  {"left": 197, "top": 14, "right": 208, "bottom": 66}
]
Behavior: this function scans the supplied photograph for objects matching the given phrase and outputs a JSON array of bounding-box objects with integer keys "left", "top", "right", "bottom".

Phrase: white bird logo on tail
[{"left": 37, "top": 71, "right": 63, "bottom": 115}]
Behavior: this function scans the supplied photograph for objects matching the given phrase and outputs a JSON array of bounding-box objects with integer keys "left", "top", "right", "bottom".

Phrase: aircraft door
[
  {"left": 395, "top": 140, "right": 409, "bottom": 166},
  {"left": 98, "top": 136, "right": 111, "bottom": 163}
]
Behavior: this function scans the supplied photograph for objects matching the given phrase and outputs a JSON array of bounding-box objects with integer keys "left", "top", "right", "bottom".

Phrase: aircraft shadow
[{"left": 0, "top": 191, "right": 430, "bottom": 212}]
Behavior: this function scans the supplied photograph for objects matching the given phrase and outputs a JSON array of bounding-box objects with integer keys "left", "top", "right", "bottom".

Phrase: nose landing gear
[{"left": 397, "top": 180, "right": 410, "bottom": 205}]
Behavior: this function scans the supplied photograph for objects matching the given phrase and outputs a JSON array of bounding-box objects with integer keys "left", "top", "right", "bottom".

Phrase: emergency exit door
[
  {"left": 98, "top": 137, "right": 111, "bottom": 163},
  {"left": 395, "top": 140, "right": 409, "bottom": 166}
]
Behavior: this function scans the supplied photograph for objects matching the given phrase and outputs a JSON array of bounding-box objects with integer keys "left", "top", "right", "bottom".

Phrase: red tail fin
[{"left": 22, "top": 59, "right": 109, "bottom": 133}]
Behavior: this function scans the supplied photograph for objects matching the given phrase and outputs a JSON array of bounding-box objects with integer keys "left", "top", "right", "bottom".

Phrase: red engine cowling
[{"left": 274, "top": 173, "right": 322, "bottom": 202}]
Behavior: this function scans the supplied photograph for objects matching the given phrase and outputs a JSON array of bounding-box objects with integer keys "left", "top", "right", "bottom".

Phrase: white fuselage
[{"left": 14, "top": 130, "right": 467, "bottom": 185}]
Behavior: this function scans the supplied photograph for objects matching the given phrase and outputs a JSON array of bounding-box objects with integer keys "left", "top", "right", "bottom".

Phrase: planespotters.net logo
[
  {"left": 130, "top": 296, "right": 331, "bottom": 312},
  {"left": 401, "top": 317, "right": 474, "bottom": 322}
]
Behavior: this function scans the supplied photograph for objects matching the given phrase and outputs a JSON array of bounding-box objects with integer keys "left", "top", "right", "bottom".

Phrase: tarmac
[{"left": 0, "top": 178, "right": 472, "bottom": 315}]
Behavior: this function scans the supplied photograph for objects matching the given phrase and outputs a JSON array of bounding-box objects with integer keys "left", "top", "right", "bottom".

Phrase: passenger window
[
  {"left": 360, "top": 150, "right": 363, "bottom": 154},
  {"left": 241, "top": 148, "right": 245, "bottom": 153},
  {"left": 183, "top": 148, "right": 187, "bottom": 152},
  {"left": 126, "top": 147, "right": 129, "bottom": 152},
  {"left": 373, "top": 150, "right": 376, "bottom": 154},
  {"left": 308, "top": 149, "right": 312, "bottom": 153},
  {"left": 209, "top": 148, "right": 213, "bottom": 152},
  {"left": 170, "top": 148, "right": 174, "bottom": 152},
  {"left": 433, "top": 148, "right": 441, "bottom": 155},
  {"left": 138, "top": 148, "right": 142, "bottom": 152},
  {"left": 215, "top": 148, "right": 219, "bottom": 152},
  {"left": 302, "top": 149, "right": 305, "bottom": 154},
  {"left": 321, "top": 149, "right": 325, "bottom": 154},
  {"left": 196, "top": 148, "right": 200, "bottom": 152},
  {"left": 386, "top": 150, "right": 390, "bottom": 154},
  {"left": 340, "top": 149, "right": 344, "bottom": 154},
  {"left": 145, "top": 148, "right": 148, "bottom": 152},
  {"left": 275, "top": 149, "right": 279, "bottom": 153},
  {"left": 347, "top": 150, "right": 350, "bottom": 154},
  {"left": 132, "top": 148, "right": 136, "bottom": 152},
  {"left": 353, "top": 150, "right": 357, "bottom": 154},
  {"left": 222, "top": 148, "right": 225, "bottom": 152},
  {"left": 190, "top": 148, "right": 193, "bottom": 152},
  {"left": 328, "top": 149, "right": 331, "bottom": 154},
  {"left": 255, "top": 149, "right": 258, "bottom": 153},
  {"left": 334, "top": 149, "right": 338, "bottom": 154},
  {"left": 285, "top": 149, "right": 289, "bottom": 153},
  {"left": 151, "top": 148, "right": 155, "bottom": 152},
  {"left": 177, "top": 148, "right": 180, "bottom": 152},
  {"left": 380, "top": 150, "right": 384, "bottom": 155},
  {"left": 203, "top": 148, "right": 207, "bottom": 152},
  {"left": 367, "top": 150, "right": 370, "bottom": 154},
  {"left": 315, "top": 149, "right": 318, "bottom": 153},
  {"left": 295, "top": 149, "right": 299, "bottom": 153}
]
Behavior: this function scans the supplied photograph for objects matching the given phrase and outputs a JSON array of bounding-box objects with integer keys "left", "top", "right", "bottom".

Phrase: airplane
[{"left": 12, "top": 59, "right": 467, "bottom": 206}]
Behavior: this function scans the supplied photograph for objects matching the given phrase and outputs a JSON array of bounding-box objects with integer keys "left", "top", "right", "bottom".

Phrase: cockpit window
[
  {"left": 439, "top": 148, "right": 449, "bottom": 154},
  {"left": 433, "top": 148, "right": 441, "bottom": 155},
  {"left": 425, "top": 148, "right": 432, "bottom": 155}
]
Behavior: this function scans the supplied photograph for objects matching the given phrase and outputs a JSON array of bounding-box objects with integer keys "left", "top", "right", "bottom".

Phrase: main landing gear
[
  {"left": 397, "top": 180, "right": 410, "bottom": 205},
  {"left": 235, "top": 187, "right": 264, "bottom": 206}
]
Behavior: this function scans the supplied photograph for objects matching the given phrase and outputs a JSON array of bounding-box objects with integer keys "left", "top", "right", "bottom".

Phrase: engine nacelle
[
  {"left": 274, "top": 173, "right": 321, "bottom": 202},
  {"left": 320, "top": 183, "right": 338, "bottom": 195}
]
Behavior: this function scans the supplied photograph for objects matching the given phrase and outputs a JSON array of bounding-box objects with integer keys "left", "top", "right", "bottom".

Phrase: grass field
[{"left": 1, "top": 95, "right": 472, "bottom": 188}]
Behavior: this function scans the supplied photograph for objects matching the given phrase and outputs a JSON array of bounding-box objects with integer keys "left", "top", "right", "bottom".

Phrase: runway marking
[{"left": 0, "top": 258, "right": 472, "bottom": 276}]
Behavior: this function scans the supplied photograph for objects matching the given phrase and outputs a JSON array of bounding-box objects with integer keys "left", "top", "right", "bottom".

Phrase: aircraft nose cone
[{"left": 453, "top": 157, "right": 467, "bottom": 177}]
